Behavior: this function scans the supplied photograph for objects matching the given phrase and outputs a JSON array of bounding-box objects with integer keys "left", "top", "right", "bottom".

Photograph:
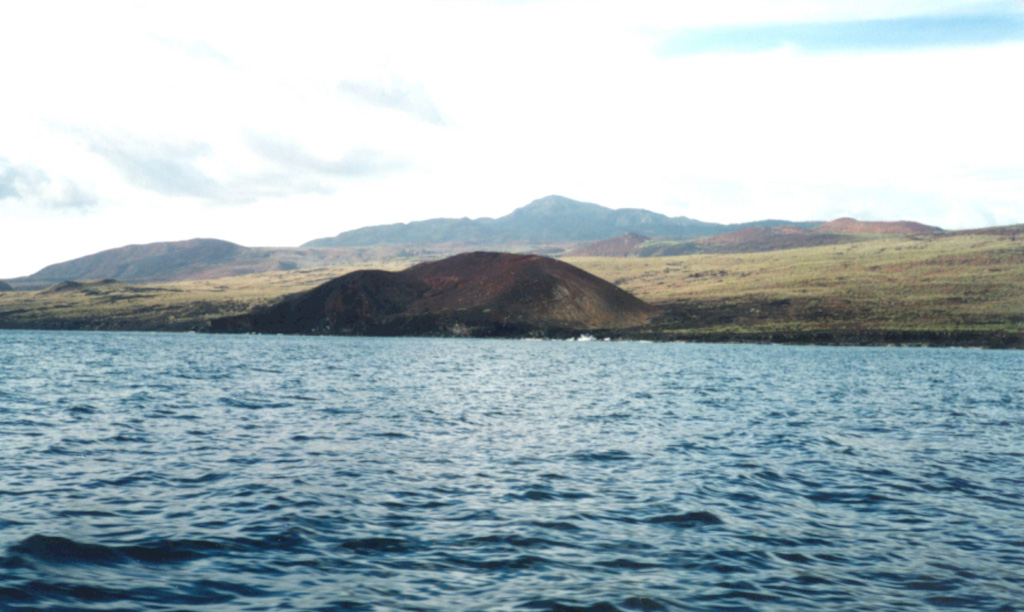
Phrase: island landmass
[{"left": 1, "top": 196, "right": 1021, "bottom": 348}]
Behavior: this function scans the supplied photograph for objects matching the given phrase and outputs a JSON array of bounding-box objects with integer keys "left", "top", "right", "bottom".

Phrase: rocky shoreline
[
  {"left": 2, "top": 315, "right": 1020, "bottom": 349},
  {"left": 625, "top": 328, "right": 1024, "bottom": 350}
]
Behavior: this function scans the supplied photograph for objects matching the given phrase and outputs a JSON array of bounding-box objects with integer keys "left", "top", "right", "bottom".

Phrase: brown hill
[
  {"left": 4, "top": 236, "right": 583, "bottom": 290},
  {"left": 816, "top": 218, "right": 941, "bottom": 235},
  {"left": 564, "top": 233, "right": 650, "bottom": 257},
  {"left": 5, "top": 238, "right": 400, "bottom": 290},
  {"left": 23, "top": 239, "right": 246, "bottom": 285},
  {"left": 698, "top": 226, "right": 856, "bottom": 252},
  {"left": 951, "top": 224, "right": 1024, "bottom": 237},
  {"left": 630, "top": 226, "right": 857, "bottom": 257},
  {"left": 209, "top": 252, "right": 655, "bottom": 337}
]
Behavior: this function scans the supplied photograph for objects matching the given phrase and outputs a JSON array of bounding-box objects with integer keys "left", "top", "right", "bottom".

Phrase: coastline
[
  {"left": 3, "top": 232, "right": 1021, "bottom": 350},
  {"left": 1, "top": 317, "right": 1020, "bottom": 349}
]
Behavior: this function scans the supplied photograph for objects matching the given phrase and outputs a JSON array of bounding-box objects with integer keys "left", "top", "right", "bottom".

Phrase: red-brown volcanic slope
[
  {"left": 816, "top": 218, "right": 941, "bottom": 235},
  {"left": 697, "top": 226, "right": 854, "bottom": 252},
  {"left": 570, "top": 227, "right": 863, "bottom": 257},
  {"left": 952, "top": 224, "right": 1024, "bottom": 237},
  {"left": 211, "top": 252, "right": 655, "bottom": 336},
  {"left": 564, "top": 233, "right": 650, "bottom": 257}
]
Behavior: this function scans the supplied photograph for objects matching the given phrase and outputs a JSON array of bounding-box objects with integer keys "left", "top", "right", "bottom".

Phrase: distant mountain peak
[
  {"left": 303, "top": 195, "right": 814, "bottom": 248},
  {"left": 517, "top": 194, "right": 602, "bottom": 210}
]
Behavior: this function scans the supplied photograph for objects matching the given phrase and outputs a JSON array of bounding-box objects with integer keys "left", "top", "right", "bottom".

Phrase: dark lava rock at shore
[{"left": 208, "top": 252, "right": 655, "bottom": 337}]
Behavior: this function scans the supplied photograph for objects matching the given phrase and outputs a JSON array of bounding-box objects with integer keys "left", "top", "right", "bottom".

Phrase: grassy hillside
[
  {"left": 2, "top": 230, "right": 1021, "bottom": 346},
  {"left": 0, "top": 263, "right": 402, "bottom": 331},
  {"left": 567, "top": 231, "right": 1023, "bottom": 344},
  {"left": 5, "top": 240, "right": 466, "bottom": 290}
]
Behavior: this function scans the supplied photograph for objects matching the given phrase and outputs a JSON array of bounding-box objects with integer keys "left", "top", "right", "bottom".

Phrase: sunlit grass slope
[
  {"left": 0, "top": 263, "right": 402, "bottom": 331},
  {"left": 567, "top": 231, "right": 1023, "bottom": 338}
]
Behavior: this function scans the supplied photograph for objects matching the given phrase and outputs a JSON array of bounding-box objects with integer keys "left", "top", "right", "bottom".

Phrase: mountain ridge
[
  {"left": 3, "top": 239, "right": 399, "bottom": 291},
  {"left": 303, "top": 195, "right": 819, "bottom": 247},
  {"left": 4, "top": 195, "right": 964, "bottom": 289}
]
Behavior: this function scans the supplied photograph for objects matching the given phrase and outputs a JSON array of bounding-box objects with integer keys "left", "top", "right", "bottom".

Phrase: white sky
[{"left": 2, "top": 0, "right": 1023, "bottom": 278}]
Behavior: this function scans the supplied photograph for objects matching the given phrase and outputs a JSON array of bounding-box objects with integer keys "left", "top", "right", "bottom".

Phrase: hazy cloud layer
[
  {"left": 338, "top": 79, "right": 446, "bottom": 126},
  {"left": 661, "top": 12, "right": 1024, "bottom": 55},
  {"left": 1, "top": 0, "right": 1022, "bottom": 278},
  {"left": 79, "top": 132, "right": 410, "bottom": 206},
  {"left": 156, "top": 36, "right": 234, "bottom": 66},
  {"left": 245, "top": 132, "right": 411, "bottom": 179},
  {"left": 0, "top": 162, "right": 19, "bottom": 200},
  {"left": 85, "top": 135, "right": 220, "bottom": 198},
  {"left": 0, "top": 158, "right": 98, "bottom": 212}
]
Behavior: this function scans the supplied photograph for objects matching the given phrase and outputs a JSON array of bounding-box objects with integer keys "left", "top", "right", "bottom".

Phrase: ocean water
[{"left": 1, "top": 330, "right": 1023, "bottom": 612}]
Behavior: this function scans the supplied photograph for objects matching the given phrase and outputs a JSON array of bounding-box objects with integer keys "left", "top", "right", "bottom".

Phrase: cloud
[
  {"left": 82, "top": 132, "right": 314, "bottom": 204},
  {"left": 0, "top": 157, "right": 98, "bottom": 212},
  {"left": 659, "top": 12, "right": 1024, "bottom": 55},
  {"left": 48, "top": 181, "right": 99, "bottom": 212},
  {"left": 156, "top": 36, "right": 234, "bottom": 66},
  {"left": 76, "top": 130, "right": 410, "bottom": 206},
  {"left": 84, "top": 135, "right": 221, "bottom": 198},
  {"left": 338, "top": 79, "right": 446, "bottom": 126},
  {"left": 244, "top": 132, "right": 411, "bottom": 179},
  {"left": 0, "top": 162, "right": 19, "bottom": 200}
]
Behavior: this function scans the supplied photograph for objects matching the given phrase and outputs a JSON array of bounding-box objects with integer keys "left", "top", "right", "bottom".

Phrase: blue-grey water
[{"left": 1, "top": 330, "right": 1023, "bottom": 611}]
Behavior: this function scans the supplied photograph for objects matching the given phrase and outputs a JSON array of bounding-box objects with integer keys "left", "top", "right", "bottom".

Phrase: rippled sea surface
[{"left": 2, "top": 330, "right": 1023, "bottom": 611}]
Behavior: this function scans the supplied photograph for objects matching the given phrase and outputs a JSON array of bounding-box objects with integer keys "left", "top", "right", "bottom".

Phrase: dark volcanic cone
[{"left": 209, "top": 252, "right": 655, "bottom": 337}]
